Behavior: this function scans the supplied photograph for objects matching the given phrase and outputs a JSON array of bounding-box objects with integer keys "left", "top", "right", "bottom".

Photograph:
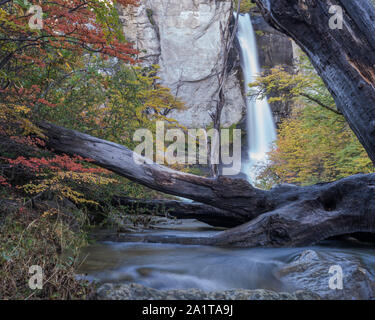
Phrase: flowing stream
[
  {"left": 79, "top": 221, "right": 375, "bottom": 295},
  {"left": 235, "top": 13, "right": 277, "bottom": 183}
]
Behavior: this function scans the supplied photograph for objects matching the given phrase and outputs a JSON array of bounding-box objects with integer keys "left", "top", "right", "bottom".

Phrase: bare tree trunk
[
  {"left": 209, "top": 0, "right": 242, "bottom": 177},
  {"left": 103, "top": 174, "right": 375, "bottom": 247},
  {"left": 38, "top": 122, "right": 268, "bottom": 219}
]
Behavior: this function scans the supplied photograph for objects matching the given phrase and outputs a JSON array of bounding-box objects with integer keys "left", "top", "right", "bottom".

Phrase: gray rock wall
[
  {"left": 120, "top": 0, "right": 245, "bottom": 128},
  {"left": 119, "top": 1, "right": 295, "bottom": 128}
]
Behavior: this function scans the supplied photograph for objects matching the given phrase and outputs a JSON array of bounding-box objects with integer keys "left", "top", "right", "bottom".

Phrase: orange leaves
[
  {"left": 10, "top": 136, "right": 45, "bottom": 147},
  {"left": 36, "top": 98, "right": 56, "bottom": 108},
  {"left": 5, "top": 154, "right": 107, "bottom": 174}
]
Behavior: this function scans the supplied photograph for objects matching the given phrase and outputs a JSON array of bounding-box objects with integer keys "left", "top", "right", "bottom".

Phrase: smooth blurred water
[
  {"left": 235, "top": 13, "right": 277, "bottom": 183},
  {"left": 78, "top": 222, "right": 375, "bottom": 293}
]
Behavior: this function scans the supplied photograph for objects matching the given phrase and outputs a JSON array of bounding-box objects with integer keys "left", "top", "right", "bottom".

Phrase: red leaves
[
  {"left": 0, "top": 175, "right": 10, "bottom": 187},
  {"left": 6, "top": 0, "right": 139, "bottom": 63},
  {"left": 7, "top": 136, "right": 46, "bottom": 150},
  {"left": 37, "top": 98, "right": 56, "bottom": 108},
  {"left": 1, "top": 0, "right": 140, "bottom": 124},
  {"left": 5, "top": 154, "right": 107, "bottom": 174}
]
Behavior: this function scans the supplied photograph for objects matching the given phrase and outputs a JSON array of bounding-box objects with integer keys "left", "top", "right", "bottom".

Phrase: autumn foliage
[
  {"left": 0, "top": 0, "right": 139, "bottom": 136},
  {"left": 253, "top": 53, "right": 374, "bottom": 187},
  {"left": 0, "top": 0, "right": 186, "bottom": 299},
  {"left": 0, "top": 0, "right": 184, "bottom": 194}
]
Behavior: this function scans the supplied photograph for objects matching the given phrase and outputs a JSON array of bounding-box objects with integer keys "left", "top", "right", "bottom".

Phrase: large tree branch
[
  {"left": 38, "top": 122, "right": 270, "bottom": 220},
  {"left": 39, "top": 122, "right": 375, "bottom": 248},
  {"left": 102, "top": 174, "right": 375, "bottom": 248}
]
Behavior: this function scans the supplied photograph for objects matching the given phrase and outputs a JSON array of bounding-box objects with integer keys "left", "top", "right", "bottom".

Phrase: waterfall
[{"left": 235, "top": 12, "right": 277, "bottom": 184}]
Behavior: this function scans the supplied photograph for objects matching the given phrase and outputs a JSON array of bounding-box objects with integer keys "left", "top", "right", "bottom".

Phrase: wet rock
[
  {"left": 137, "top": 267, "right": 154, "bottom": 277},
  {"left": 96, "top": 283, "right": 320, "bottom": 300},
  {"left": 276, "top": 249, "right": 375, "bottom": 300}
]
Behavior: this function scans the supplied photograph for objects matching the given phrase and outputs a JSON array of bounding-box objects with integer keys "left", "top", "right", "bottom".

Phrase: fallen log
[
  {"left": 96, "top": 174, "right": 375, "bottom": 247},
  {"left": 39, "top": 122, "right": 375, "bottom": 247},
  {"left": 112, "top": 197, "right": 245, "bottom": 228},
  {"left": 211, "top": 173, "right": 375, "bottom": 247},
  {"left": 38, "top": 122, "right": 270, "bottom": 220}
]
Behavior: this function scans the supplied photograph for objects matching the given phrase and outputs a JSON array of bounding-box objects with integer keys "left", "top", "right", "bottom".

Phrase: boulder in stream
[{"left": 276, "top": 250, "right": 375, "bottom": 300}]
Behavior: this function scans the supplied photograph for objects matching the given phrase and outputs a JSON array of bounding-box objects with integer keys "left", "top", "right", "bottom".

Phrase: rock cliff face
[
  {"left": 120, "top": 1, "right": 295, "bottom": 128},
  {"left": 120, "top": 0, "right": 244, "bottom": 128},
  {"left": 251, "top": 12, "right": 295, "bottom": 126}
]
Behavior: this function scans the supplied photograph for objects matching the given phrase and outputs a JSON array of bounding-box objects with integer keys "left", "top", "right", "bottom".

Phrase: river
[{"left": 78, "top": 219, "right": 375, "bottom": 298}]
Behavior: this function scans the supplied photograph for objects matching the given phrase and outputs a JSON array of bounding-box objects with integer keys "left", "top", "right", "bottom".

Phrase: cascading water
[{"left": 235, "top": 13, "right": 277, "bottom": 183}]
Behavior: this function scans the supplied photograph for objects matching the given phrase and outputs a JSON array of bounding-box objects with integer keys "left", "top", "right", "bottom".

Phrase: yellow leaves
[
  {"left": 23, "top": 171, "right": 118, "bottom": 206},
  {"left": 259, "top": 105, "right": 374, "bottom": 187},
  {"left": 14, "top": 105, "right": 31, "bottom": 114},
  {"left": 65, "top": 62, "right": 73, "bottom": 71},
  {"left": 22, "top": 118, "right": 45, "bottom": 137},
  {"left": 1, "top": 103, "right": 45, "bottom": 137},
  {"left": 56, "top": 171, "right": 118, "bottom": 185},
  {"left": 251, "top": 53, "right": 337, "bottom": 115},
  {"left": 234, "top": 0, "right": 256, "bottom": 12},
  {"left": 58, "top": 186, "right": 98, "bottom": 206},
  {"left": 42, "top": 208, "right": 59, "bottom": 218},
  {"left": 253, "top": 51, "right": 372, "bottom": 187},
  {"left": 0, "top": 7, "right": 27, "bottom": 32}
]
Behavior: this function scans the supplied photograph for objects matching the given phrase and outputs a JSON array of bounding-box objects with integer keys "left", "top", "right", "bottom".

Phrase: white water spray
[{"left": 235, "top": 13, "right": 277, "bottom": 183}]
